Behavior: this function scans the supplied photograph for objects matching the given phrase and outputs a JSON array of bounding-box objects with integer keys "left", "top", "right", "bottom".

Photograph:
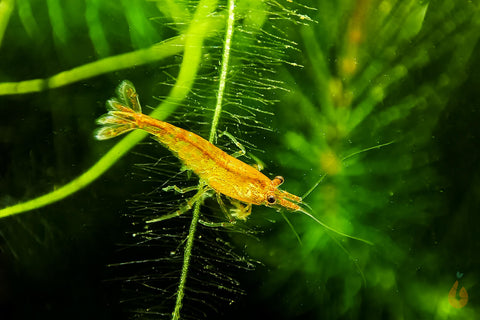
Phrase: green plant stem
[
  {"left": 209, "top": 0, "right": 235, "bottom": 142},
  {"left": 171, "top": 199, "right": 202, "bottom": 320},
  {"left": 0, "top": 0, "right": 220, "bottom": 219},
  {"left": 0, "top": 0, "right": 14, "bottom": 49},
  {"left": 47, "top": 0, "right": 67, "bottom": 44},
  {"left": 0, "top": 131, "right": 145, "bottom": 219},
  {"left": 169, "top": 0, "right": 225, "bottom": 318},
  {"left": 0, "top": 36, "right": 185, "bottom": 96}
]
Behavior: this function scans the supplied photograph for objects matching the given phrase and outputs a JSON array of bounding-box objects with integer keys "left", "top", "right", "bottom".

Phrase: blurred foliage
[
  {"left": 250, "top": 1, "right": 480, "bottom": 319},
  {"left": 0, "top": 0, "right": 479, "bottom": 320}
]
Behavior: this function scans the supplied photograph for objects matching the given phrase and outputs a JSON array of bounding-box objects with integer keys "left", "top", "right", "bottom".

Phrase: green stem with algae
[
  {"left": 0, "top": 36, "right": 185, "bottom": 96},
  {"left": 209, "top": 0, "right": 235, "bottom": 142},
  {"left": 0, "top": 0, "right": 14, "bottom": 49},
  {"left": 171, "top": 199, "right": 202, "bottom": 320},
  {"left": 172, "top": 0, "right": 234, "bottom": 318}
]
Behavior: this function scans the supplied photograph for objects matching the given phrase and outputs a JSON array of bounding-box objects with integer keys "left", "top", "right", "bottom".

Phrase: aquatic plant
[{"left": 0, "top": 0, "right": 479, "bottom": 319}]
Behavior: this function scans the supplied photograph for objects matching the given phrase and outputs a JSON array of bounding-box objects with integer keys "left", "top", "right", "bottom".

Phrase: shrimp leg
[
  {"left": 199, "top": 219, "right": 236, "bottom": 228},
  {"left": 216, "top": 193, "right": 236, "bottom": 222},
  {"left": 146, "top": 186, "right": 209, "bottom": 224},
  {"left": 219, "top": 130, "right": 246, "bottom": 158},
  {"left": 219, "top": 131, "right": 265, "bottom": 171},
  {"left": 197, "top": 194, "right": 237, "bottom": 228},
  {"left": 229, "top": 199, "right": 252, "bottom": 220},
  {"left": 162, "top": 185, "right": 199, "bottom": 194}
]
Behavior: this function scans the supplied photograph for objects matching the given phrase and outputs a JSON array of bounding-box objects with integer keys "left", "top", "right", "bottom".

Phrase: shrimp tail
[{"left": 94, "top": 80, "right": 142, "bottom": 140}]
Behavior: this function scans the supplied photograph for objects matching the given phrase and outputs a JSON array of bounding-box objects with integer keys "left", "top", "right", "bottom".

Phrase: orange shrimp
[
  {"left": 96, "top": 81, "right": 373, "bottom": 247},
  {"left": 95, "top": 80, "right": 301, "bottom": 220}
]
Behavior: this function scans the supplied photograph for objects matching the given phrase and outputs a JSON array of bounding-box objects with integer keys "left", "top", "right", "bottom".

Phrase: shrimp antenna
[
  {"left": 302, "top": 174, "right": 327, "bottom": 200},
  {"left": 280, "top": 211, "right": 303, "bottom": 246},
  {"left": 302, "top": 140, "right": 395, "bottom": 201},
  {"left": 294, "top": 207, "right": 370, "bottom": 286},
  {"left": 341, "top": 140, "right": 395, "bottom": 162},
  {"left": 297, "top": 208, "right": 373, "bottom": 245},
  {"left": 329, "top": 231, "right": 367, "bottom": 286}
]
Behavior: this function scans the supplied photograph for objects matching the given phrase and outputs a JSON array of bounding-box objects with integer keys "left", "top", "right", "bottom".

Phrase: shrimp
[
  {"left": 95, "top": 80, "right": 301, "bottom": 220},
  {"left": 95, "top": 81, "right": 372, "bottom": 246}
]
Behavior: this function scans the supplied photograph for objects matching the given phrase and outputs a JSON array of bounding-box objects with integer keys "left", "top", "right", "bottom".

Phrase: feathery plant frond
[
  {"left": 0, "top": 0, "right": 306, "bottom": 319},
  {"left": 108, "top": 1, "right": 307, "bottom": 318}
]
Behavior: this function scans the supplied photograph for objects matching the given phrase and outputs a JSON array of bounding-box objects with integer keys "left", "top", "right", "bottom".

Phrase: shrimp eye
[{"left": 267, "top": 194, "right": 276, "bottom": 204}]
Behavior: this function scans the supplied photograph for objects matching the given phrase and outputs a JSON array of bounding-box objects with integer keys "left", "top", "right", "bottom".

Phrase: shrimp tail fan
[{"left": 94, "top": 80, "right": 143, "bottom": 140}]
